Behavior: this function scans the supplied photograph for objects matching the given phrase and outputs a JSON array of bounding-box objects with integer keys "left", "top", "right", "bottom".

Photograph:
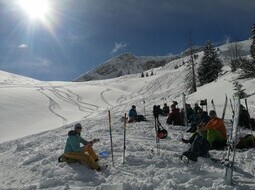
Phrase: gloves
[{"left": 91, "top": 138, "right": 100, "bottom": 144}]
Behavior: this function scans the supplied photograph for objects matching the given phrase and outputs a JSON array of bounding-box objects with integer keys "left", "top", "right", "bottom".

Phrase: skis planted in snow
[
  {"left": 224, "top": 96, "right": 240, "bottom": 185},
  {"left": 221, "top": 94, "right": 228, "bottom": 120}
]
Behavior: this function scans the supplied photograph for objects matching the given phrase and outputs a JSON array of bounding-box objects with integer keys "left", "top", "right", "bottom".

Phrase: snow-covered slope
[{"left": 0, "top": 39, "right": 255, "bottom": 189}]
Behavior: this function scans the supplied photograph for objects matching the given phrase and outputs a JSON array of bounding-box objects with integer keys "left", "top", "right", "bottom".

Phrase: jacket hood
[{"left": 68, "top": 130, "right": 77, "bottom": 136}]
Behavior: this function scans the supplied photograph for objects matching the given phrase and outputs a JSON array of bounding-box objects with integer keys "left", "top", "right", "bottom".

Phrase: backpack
[{"left": 157, "top": 122, "right": 168, "bottom": 139}]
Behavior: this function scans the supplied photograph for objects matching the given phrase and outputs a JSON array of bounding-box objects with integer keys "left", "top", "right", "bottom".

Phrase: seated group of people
[
  {"left": 59, "top": 102, "right": 255, "bottom": 170},
  {"left": 181, "top": 109, "right": 227, "bottom": 161}
]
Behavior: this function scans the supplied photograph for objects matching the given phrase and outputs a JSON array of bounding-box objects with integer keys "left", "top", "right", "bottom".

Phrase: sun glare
[{"left": 19, "top": 0, "right": 50, "bottom": 20}]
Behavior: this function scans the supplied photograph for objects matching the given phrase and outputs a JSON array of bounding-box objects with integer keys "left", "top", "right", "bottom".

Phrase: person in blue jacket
[
  {"left": 62, "top": 123, "right": 101, "bottom": 171},
  {"left": 128, "top": 105, "right": 138, "bottom": 122}
]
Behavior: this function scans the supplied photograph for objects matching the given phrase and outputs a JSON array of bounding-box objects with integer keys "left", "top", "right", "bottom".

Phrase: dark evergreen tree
[
  {"left": 238, "top": 24, "right": 255, "bottom": 79},
  {"left": 145, "top": 72, "right": 149, "bottom": 77},
  {"left": 197, "top": 41, "right": 223, "bottom": 85},
  {"left": 150, "top": 70, "right": 154, "bottom": 76},
  {"left": 141, "top": 72, "right": 144, "bottom": 78}
]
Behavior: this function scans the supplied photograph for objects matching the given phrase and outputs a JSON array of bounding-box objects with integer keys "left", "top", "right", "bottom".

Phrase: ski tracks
[{"left": 37, "top": 88, "right": 68, "bottom": 125}]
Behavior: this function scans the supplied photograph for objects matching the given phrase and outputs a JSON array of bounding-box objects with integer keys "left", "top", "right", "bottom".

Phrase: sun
[{"left": 19, "top": 0, "right": 50, "bottom": 20}]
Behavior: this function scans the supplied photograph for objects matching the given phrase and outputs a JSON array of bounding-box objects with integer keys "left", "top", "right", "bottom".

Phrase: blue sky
[{"left": 0, "top": 0, "right": 254, "bottom": 81}]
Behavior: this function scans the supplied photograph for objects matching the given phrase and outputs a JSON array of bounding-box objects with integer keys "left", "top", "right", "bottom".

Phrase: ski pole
[
  {"left": 123, "top": 113, "right": 127, "bottom": 164},
  {"left": 108, "top": 110, "right": 114, "bottom": 166},
  {"left": 143, "top": 100, "right": 146, "bottom": 116}
]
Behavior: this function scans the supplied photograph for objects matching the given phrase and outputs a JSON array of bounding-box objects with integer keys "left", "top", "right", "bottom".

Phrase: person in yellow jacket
[
  {"left": 198, "top": 110, "right": 227, "bottom": 149},
  {"left": 62, "top": 123, "right": 101, "bottom": 171}
]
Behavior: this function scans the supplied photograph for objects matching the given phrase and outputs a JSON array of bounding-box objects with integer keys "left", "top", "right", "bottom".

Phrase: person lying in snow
[
  {"left": 128, "top": 105, "right": 146, "bottom": 123},
  {"left": 59, "top": 123, "right": 101, "bottom": 171}
]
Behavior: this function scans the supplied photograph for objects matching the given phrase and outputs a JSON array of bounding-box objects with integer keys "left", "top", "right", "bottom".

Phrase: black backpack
[{"left": 157, "top": 122, "right": 168, "bottom": 139}]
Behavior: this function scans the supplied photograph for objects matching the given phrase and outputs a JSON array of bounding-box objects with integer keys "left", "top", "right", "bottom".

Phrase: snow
[{"left": 0, "top": 40, "right": 255, "bottom": 189}]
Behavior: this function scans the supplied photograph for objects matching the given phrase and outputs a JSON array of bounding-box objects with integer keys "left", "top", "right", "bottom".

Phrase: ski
[
  {"left": 182, "top": 93, "right": 188, "bottom": 127},
  {"left": 211, "top": 99, "right": 216, "bottom": 113},
  {"left": 224, "top": 96, "right": 240, "bottom": 185},
  {"left": 221, "top": 94, "right": 228, "bottom": 120}
]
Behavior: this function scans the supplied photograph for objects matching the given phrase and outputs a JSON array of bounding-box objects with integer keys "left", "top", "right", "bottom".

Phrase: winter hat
[
  {"left": 74, "top": 123, "right": 82, "bottom": 129},
  {"left": 132, "top": 105, "right": 136, "bottom": 109}
]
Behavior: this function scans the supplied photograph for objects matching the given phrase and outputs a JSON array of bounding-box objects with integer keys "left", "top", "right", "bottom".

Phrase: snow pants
[
  {"left": 63, "top": 146, "right": 100, "bottom": 170},
  {"left": 206, "top": 129, "right": 226, "bottom": 149}
]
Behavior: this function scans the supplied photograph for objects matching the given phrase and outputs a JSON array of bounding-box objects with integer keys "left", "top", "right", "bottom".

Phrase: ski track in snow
[
  {"left": 100, "top": 88, "right": 113, "bottom": 107},
  {"left": 37, "top": 88, "right": 68, "bottom": 125}
]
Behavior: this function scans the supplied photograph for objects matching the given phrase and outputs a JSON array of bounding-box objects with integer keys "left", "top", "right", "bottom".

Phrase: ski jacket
[
  {"left": 64, "top": 130, "right": 89, "bottom": 153},
  {"left": 167, "top": 108, "right": 184, "bottom": 126},
  {"left": 163, "top": 106, "right": 170, "bottom": 115},
  {"left": 128, "top": 108, "right": 137, "bottom": 119},
  {"left": 204, "top": 118, "right": 226, "bottom": 139}
]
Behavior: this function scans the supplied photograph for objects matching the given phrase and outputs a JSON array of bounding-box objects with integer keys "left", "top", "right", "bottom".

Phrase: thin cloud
[
  {"left": 18, "top": 44, "right": 28, "bottom": 48},
  {"left": 111, "top": 42, "right": 128, "bottom": 54}
]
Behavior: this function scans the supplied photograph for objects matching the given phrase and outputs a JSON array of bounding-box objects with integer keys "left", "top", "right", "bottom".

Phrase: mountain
[
  {"left": 74, "top": 40, "right": 252, "bottom": 82},
  {"left": 73, "top": 53, "right": 179, "bottom": 82}
]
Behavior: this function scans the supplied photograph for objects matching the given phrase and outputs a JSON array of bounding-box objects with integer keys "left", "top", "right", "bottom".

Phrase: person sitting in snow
[
  {"left": 239, "top": 104, "right": 251, "bottom": 129},
  {"left": 60, "top": 123, "right": 101, "bottom": 171},
  {"left": 186, "top": 104, "right": 195, "bottom": 123},
  {"left": 166, "top": 104, "right": 184, "bottom": 126},
  {"left": 186, "top": 108, "right": 210, "bottom": 133},
  {"left": 198, "top": 110, "right": 227, "bottom": 150},
  {"left": 128, "top": 105, "right": 146, "bottom": 123},
  {"left": 162, "top": 103, "right": 170, "bottom": 116},
  {"left": 193, "top": 103, "right": 202, "bottom": 115}
]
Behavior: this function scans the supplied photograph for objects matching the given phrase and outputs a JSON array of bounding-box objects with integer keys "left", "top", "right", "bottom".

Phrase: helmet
[{"left": 74, "top": 123, "right": 82, "bottom": 129}]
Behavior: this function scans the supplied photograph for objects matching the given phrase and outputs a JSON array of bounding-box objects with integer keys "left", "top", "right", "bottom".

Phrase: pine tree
[
  {"left": 197, "top": 41, "right": 223, "bottom": 85},
  {"left": 233, "top": 81, "right": 247, "bottom": 99},
  {"left": 145, "top": 72, "right": 149, "bottom": 77},
  {"left": 141, "top": 72, "right": 144, "bottom": 78},
  {"left": 150, "top": 70, "right": 154, "bottom": 76},
  {"left": 238, "top": 24, "right": 255, "bottom": 79}
]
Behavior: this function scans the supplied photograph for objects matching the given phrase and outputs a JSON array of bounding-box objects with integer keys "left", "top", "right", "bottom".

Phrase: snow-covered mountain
[
  {"left": 74, "top": 40, "right": 252, "bottom": 82},
  {"left": 73, "top": 53, "right": 179, "bottom": 82},
  {"left": 0, "top": 39, "right": 255, "bottom": 189}
]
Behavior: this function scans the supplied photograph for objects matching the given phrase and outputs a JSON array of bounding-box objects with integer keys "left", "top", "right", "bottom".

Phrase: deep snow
[{"left": 0, "top": 40, "right": 255, "bottom": 189}]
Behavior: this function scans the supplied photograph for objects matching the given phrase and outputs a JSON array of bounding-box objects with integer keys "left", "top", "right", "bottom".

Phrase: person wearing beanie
[{"left": 62, "top": 123, "right": 101, "bottom": 171}]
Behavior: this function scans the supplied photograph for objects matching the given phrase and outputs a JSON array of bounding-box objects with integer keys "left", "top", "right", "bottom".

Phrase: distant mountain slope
[
  {"left": 73, "top": 53, "right": 179, "bottom": 82},
  {"left": 74, "top": 40, "right": 252, "bottom": 82}
]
